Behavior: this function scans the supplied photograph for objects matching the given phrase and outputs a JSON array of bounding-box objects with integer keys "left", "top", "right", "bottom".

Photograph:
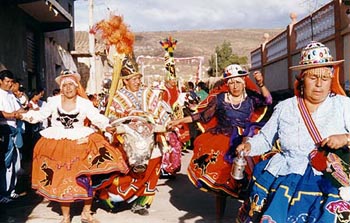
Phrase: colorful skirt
[
  {"left": 237, "top": 159, "right": 347, "bottom": 223},
  {"left": 31, "top": 133, "right": 129, "bottom": 203},
  {"left": 187, "top": 132, "right": 246, "bottom": 197},
  {"left": 98, "top": 156, "right": 162, "bottom": 206},
  {"left": 161, "top": 132, "right": 182, "bottom": 175}
]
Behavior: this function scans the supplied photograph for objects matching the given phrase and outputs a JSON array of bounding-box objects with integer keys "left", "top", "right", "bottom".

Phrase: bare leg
[
  {"left": 60, "top": 202, "right": 71, "bottom": 223},
  {"left": 81, "top": 199, "right": 100, "bottom": 223}
]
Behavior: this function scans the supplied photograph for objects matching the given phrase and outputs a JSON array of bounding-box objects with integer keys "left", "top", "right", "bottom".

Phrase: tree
[{"left": 208, "top": 41, "right": 248, "bottom": 77}]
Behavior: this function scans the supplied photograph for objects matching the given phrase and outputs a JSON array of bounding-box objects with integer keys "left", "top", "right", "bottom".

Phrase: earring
[{"left": 301, "top": 87, "right": 304, "bottom": 97}]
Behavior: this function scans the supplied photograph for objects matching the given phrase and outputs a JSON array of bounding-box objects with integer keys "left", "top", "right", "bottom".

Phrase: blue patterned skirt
[{"left": 237, "top": 159, "right": 350, "bottom": 223}]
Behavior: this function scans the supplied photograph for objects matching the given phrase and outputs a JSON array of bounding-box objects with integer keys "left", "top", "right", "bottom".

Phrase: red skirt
[
  {"left": 99, "top": 156, "right": 162, "bottom": 203},
  {"left": 31, "top": 133, "right": 129, "bottom": 202},
  {"left": 187, "top": 132, "right": 241, "bottom": 197}
]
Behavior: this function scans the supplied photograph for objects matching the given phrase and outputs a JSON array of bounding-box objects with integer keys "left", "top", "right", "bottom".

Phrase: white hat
[
  {"left": 55, "top": 69, "right": 81, "bottom": 86},
  {"left": 223, "top": 64, "right": 248, "bottom": 79}
]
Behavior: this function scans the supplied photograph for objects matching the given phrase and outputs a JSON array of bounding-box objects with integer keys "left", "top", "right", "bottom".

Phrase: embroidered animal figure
[
  {"left": 40, "top": 163, "right": 54, "bottom": 186},
  {"left": 56, "top": 108, "right": 79, "bottom": 129},
  {"left": 193, "top": 151, "right": 219, "bottom": 175},
  {"left": 90, "top": 147, "right": 113, "bottom": 168},
  {"left": 249, "top": 194, "right": 267, "bottom": 220},
  {"left": 336, "top": 207, "right": 350, "bottom": 223}
]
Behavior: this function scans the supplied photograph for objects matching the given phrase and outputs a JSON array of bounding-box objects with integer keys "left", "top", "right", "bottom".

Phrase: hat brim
[
  {"left": 55, "top": 73, "right": 81, "bottom": 86},
  {"left": 120, "top": 73, "right": 143, "bottom": 80},
  {"left": 223, "top": 71, "right": 249, "bottom": 79},
  {"left": 289, "top": 60, "right": 344, "bottom": 70}
]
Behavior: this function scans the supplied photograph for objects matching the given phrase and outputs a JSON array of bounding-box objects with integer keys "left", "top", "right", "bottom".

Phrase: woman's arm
[
  {"left": 168, "top": 95, "right": 218, "bottom": 129},
  {"left": 253, "top": 71, "right": 272, "bottom": 105}
]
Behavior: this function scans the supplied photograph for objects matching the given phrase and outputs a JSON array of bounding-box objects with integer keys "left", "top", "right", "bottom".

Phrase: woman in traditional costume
[
  {"left": 236, "top": 41, "right": 350, "bottom": 223},
  {"left": 18, "top": 70, "right": 129, "bottom": 223},
  {"left": 168, "top": 64, "right": 272, "bottom": 218}
]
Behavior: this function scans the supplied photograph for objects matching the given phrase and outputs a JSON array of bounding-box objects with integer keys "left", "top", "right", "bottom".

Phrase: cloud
[{"left": 74, "top": 0, "right": 331, "bottom": 32}]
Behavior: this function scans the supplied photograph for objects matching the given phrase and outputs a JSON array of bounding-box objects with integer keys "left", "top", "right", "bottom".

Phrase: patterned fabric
[
  {"left": 31, "top": 133, "right": 128, "bottom": 202},
  {"left": 105, "top": 86, "right": 172, "bottom": 207},
  {"left": 97, "top": 157, "right": 162, "bottom": 206},
  {"left": 237, "top": 159, "right": 350, "bottom": 223},
  {"left": 297, "top": 96, "right": 350, "bottom": 188},
  {"left": 187, "top": 91, "right": 269, "bottom": 197},
  {"left": 109, "top": 87, "right": 172, "bottom": 125},
  {"left": 238, "top": 94, "right": 350, "bottom": 223}
]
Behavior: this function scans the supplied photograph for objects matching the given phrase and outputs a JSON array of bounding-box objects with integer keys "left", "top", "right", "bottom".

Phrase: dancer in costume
[
  {"left": 159, "top": 36, "right": 183, "bottom": 177},
  {"left": 17, "top": 70, "right": 129, "bottom": 223},
  {"left": 105, "top": 55, "right": 172, "bottom": 216},
  {"left": 236, "top": 41, "right": 350, "bottom": 223},
  {"left": 168, "top": 64, "right": 272, "bottom": 218}
]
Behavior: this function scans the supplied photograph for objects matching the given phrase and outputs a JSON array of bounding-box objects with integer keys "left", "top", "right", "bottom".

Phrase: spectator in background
[
  {"left": 183, "top": 81, "right": 201, "bottom": 150},
  {"left": 11, "top": 79, "right": 28, "bottom": 110},
  {"left": 52, "top": 88, "right": 60, "bottom": 96},
  {"left": 196, "top": 81, "right": 209, "bottom": 101},
  {"left": 0, "top": 70, "right": 24, "bottom": 203}
]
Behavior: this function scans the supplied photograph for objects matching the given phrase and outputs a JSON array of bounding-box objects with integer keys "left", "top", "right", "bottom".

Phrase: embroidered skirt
[
  {"left": 31, "top": 133, "right": 129, "bottom": 203},
  {"left": 187, "top": 132, "right": 247, "bottom": 197},
  {"left": 237, "top": 159, "right": 346, "bottom": 223},
  {"left": 98, "top": 156, "right": 162, "bottom": 204}
]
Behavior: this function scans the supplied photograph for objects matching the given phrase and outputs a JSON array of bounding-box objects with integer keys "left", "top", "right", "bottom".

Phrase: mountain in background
[
  {"left": 134, "top": 29, "right": 283, "bottom": 64},
  {"left": 76, "top": 28, "right": 283, "bottom": 81}
]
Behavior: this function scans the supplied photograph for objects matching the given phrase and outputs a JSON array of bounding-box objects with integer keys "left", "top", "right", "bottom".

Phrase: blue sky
[{"left": 74, "top": 0, "right": 331, "bottom": 32}]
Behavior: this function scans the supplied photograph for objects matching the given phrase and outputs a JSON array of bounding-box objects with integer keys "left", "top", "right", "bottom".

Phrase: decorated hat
[
  {"left": 223, "top": 64, "right": 248, "bottom": 79},
  {"left": 55, "top": 69, "right": 81, "bottom": 86},
  {"left": 290, "top": 41, "right": 344, "bottom": 70},
  {"left": 120, "top": 55, "right": 142, "bottom": 79}
]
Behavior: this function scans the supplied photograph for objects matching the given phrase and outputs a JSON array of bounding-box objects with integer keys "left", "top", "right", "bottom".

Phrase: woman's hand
[
  {"left": 105, "top": 126, "right": 116, "bottom": 134},
  {"left": 253, "top": 71, "right": 264, "bottom": 87},
  {"left": 167, "top": 120, "right": 181, "bottom": 130},
  {"left": 320, "top": 134, "right": 349, "bottom": 149},
  {"left": 236, "top": 142, "right": 251, "bottom": 156}
]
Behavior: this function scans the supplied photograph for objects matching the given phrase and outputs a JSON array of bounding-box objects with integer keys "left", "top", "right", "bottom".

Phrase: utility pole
[
  {"left": 215, "top": 53, "right": 218, "bottom": 77},
  {"left": 88, "top": 0, "right": 96, "bottom": 93}
]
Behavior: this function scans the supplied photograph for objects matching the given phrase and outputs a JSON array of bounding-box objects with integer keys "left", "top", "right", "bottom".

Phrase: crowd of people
[{"left": 0, "top": 40, "right": 349, "bottom": 223}]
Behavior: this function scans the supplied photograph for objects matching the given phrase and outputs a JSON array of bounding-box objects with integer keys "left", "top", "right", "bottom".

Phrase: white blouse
[{"left": 22, "top": 95, "right": 110, "bottom": 140}]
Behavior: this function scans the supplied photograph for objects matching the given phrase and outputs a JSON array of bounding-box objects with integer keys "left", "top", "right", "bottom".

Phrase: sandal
[
  {"left": 81, "top": 211, "right": 100, "bottom": 223},
  {"left": 59, "top": 216, "right": 70, "bottom": 223}
]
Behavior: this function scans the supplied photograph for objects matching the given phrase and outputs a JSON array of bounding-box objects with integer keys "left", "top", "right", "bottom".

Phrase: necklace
[{"left": 227, "top": 93, "right": 244, "bottom": 110}]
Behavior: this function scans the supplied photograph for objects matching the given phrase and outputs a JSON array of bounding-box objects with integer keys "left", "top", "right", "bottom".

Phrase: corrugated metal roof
[{"left": 74, "top": 31, "right": 105, "bottom": 55}]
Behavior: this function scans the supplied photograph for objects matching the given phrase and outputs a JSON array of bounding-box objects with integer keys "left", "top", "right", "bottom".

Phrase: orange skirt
[
  {"left": 31, "top": 133, "right": 129, "bottom": 202},
  {"left": 187, "top": 132, "right": 242, "bottom": 197}
]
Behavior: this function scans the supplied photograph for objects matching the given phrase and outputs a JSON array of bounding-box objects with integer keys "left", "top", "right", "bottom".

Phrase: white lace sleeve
[
  {"left": 81, "top": 98, "right": 110, "bottom": 131},
  {"left": 22, "top": 99, "right": 54, "bottom": 124}
]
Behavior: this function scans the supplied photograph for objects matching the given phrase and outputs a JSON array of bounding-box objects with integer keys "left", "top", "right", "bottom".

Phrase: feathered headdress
[{"left": 90, "top": 14, "right": 135, "bottom": 116}]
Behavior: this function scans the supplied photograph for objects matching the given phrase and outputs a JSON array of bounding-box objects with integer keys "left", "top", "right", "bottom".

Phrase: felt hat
[{"left": 55, "top": 69, "right": 81, "bottom": 86}]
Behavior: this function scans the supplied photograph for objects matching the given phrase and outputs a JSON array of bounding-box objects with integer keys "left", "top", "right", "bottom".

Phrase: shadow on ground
[{"left": 162, "top": 173, "right": 241, "bottom": 223}]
